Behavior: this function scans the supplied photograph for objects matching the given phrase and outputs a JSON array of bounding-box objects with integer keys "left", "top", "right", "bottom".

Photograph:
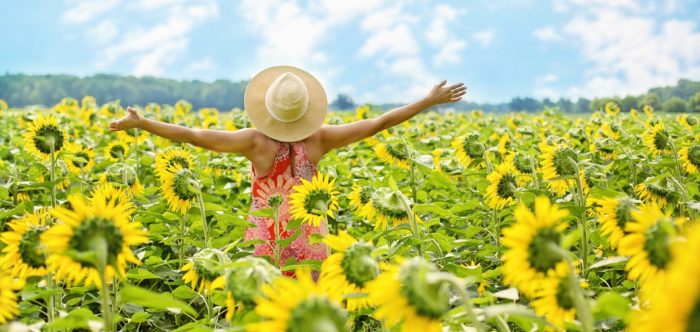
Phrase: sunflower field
[{"left": 0, "top": 97, "right": 699, "bottom": 332}]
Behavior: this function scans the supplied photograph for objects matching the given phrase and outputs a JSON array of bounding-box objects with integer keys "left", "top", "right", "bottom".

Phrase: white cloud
[
  {"left": 562, "top": 6, "right": 700, "bottom": 97},
  {"left": 424, "top": 5, "right": 467, "bottom": 67},
  {"left": 62, "top": 0, "right": 218, "bottom": 76},
  {"left": 534, "top": 74, "right": 560, "bottom": 99},
  {"left": 534, "top": 26, "right": 562, "bottom": 42},
  {"left": 62, "top": 0, "right": 121, "bottom": 24},
  {"left": 187, "top": 58, "right": 216, "bottom": 73},
  {"left": 86, "top": 20, "right": 119, "bottom": 45},
  {"left": 473, "top": 30, "right": 494, "bottom": 46},
  {"left": 360, "top": 25, "right": 419, "bottom": 58}
]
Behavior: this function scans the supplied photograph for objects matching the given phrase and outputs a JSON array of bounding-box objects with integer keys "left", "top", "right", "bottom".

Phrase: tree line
[{"left": 1, "top": 73, "right": 699, "bottom": 113}]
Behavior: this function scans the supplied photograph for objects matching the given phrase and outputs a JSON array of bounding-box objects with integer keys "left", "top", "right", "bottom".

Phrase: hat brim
[{"left": 244, "top": 66, "right": 327, "bottom": 142}]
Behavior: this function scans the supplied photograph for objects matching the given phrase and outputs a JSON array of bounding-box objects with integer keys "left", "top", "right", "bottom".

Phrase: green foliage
[{"left": 664, "top": 96, "right": 689, "bottom": 113}]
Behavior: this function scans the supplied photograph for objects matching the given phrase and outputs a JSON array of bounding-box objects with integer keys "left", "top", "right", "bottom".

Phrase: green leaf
[
  {"left": 590, "top": 256, "right": 628, "bottom": 269},
  {"left": 130, "top": 311, "right": 151, "bottom": 323},
  {"left": 251, "top": 208, "right": 274, "bottom": 218},
  {"left": 45, "top": 308, "right": 100, "bottom": 330},
  {"left": 172, "top": 285, "right": 198, "bottom": 300},
  {"left": 120, "top": 285, "right": 197, "bottom": 317},
  {"left": 594, "top": 292, "right": 630, "bottom": 320},
  {"left": 126, "top": 268, "right": 161, "bottom": 280}
]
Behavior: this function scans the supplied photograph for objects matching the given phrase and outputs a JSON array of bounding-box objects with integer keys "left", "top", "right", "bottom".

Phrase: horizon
[{"left": 2, "top": 0, "right": 700, "bottom": 104}]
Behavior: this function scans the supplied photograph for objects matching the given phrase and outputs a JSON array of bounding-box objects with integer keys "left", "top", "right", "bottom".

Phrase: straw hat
[{"left": 244, "top": 66, "right": 327, "bottom": 142}]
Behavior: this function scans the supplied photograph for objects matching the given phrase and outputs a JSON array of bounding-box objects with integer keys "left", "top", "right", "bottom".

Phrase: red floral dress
[{"left": 245, "top": 141, "right": 328, "bottom": 264}]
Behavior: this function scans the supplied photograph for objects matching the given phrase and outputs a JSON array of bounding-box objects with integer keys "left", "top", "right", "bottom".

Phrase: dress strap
[{"left": 288, "top": 143, "right": 296, "bottom": 178}]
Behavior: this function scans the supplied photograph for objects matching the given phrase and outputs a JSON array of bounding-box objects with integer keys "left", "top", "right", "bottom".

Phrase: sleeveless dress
[{"left": 245, "top": 141, "right": 329, "bottom": 264}]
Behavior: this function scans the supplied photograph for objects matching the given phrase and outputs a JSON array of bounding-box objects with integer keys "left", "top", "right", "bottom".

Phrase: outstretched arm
[
  {"left": 109, "top": 107, "right": 256, "bottom": 154},
  {"left": 319, "top": 80, "right": 466, "bottom": 153}
]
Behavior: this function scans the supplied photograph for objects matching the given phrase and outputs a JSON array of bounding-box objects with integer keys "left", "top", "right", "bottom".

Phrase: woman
[{"left": 110, "top": 66, "right": 466, "bottom": 265}]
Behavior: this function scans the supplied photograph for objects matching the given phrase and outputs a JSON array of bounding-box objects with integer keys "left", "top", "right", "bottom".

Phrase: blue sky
[{"left": 1, "top": 0, "right": 699, "bottom": 103}]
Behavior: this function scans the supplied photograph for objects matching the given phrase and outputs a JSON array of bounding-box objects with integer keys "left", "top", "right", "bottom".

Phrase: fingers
[
  {"left": 452, "top": 90, "right": 467, "bottom": 98},
  {"left": 451, "top": 86, "right": 467, "bottom": 94},
  {"left": 448, "top": 83, "right": 464, "bottom": 90},
  {"left": 127, "top": 106, "right": 137, "bottom": 115},
  {"left": 436, "top": 80, "right": 447, "bottom": 88},
  {"left": 450, "top": 96, "right": 463, "bottom": 102}
]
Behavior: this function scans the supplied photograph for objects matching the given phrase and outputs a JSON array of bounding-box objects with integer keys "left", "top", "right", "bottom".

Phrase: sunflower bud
[
  {"left": 226, "top": 256, "right": 280, "bottom": 306},
  {"left": 397, "top": 258, "right": 451, "bottom": 319}
]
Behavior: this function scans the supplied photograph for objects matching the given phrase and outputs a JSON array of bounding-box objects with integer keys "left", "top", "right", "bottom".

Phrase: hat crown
[{"left": 265, "top": 72, "right": 309, "bottom": 123}]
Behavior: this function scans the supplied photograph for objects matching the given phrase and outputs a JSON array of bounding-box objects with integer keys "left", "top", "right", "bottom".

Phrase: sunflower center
[
  {"left": 268, "top": 194, "right": 283, "bottom": 209},
  {"left": 555, "top": 275, "right": 575, "bottom": 311},
  {"left": 168, "top": 156, "right": 190, "bottom": 169},
  {"left": 359, "top": 186, "right": 373, "bottom": 205},
  {"left": 72, "top": 151, "right": 90, "bottom": 168},
  {"left": 19, "top": 227, "right": 48, "bottom": 268},
  {"left": 303, "top": 190, "right": 331, "bottom": 216},
  {"left": 687, "top": 116, "right": 698, "bottom": 126},
  {"left": 33, "top": 125, "right": 64, "bottom": 154},
  {"left": 645, "top": 182, "right": 672, "bottom": 198},
  {"left": 371, "top": 188, "right": 408, "bottom": 220},
  {"left": 109, "top": 145, "right": 126, "bottom": 159},
  {"left": 689, "top": 146, "right": 700, "bottom": 167},
  {"left": 553, "top": 148, "right": 577, "bottom": 177},
  {"left": 340, "top": 243, "right": 378, "bottom": 287},
  {"left": 173, "top": 170, "right": 198, "bottom": 200},
  {"left": 287, "top": 297, "right": 348, "bottom": 332},
  {"left": 227, "top": 257, "right": 279, "bottom": 305},
  {"left": 653, "top": 130, "right": 669, "bottom": 150},
  {"left": 686, "top": 297, "right": 700, "bottom": 332},
  {"left": 399, "top": 260, "right": 450, "bottom": 319},
  {"left": 68, "top": 217, "right": 123, "bottom": 267},
  {"left": 643, "top": 220, "right": 673, "bottom": 269},
  {"left": 527, "top": 227, "right": 562, "bottom": 273},
  {"left": 614, "top": 199, "right": 635, "bottom": 231},
  {"left": 497, "top": 173, "right": 518, "bottom": 199},
  {"left": 385, "top": 143, "right": 408, "bottom": 161}
]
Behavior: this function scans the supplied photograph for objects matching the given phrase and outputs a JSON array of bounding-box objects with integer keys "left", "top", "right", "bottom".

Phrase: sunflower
[
  {"left": 677, "top": 114, "right": 697, "bottom": 131},
  {"left": 485, "top": 162, "right": 521, "bottom": 210},
  {"left": 24, "top": 114, "right": 66, "bottom": 161},
  {"left": 159, "top": 164, "right": 198, "bottom": 214},
  {"left": 91, "top": 183, "right": 135, "bottom": 215},
  {"left": 530, "top": 263, "right": 580, "bottom": 330},
  {"left": 63, "top": 142, "right": 96, "bottom": 174},
  {"left": 225, "top": 256, "right": 280, "bottom": 319},
  {"left": 643, "top": 105, "right": 654, "bottom": 117},
  {"left": 451, "top": 133, "right": 485, "bottom": 169},
  {"left": 604, "top": 101, "right": 620, "bottom": 116},
  {"left": 618, "top": 204, "right": 679, "bottom": 297},
  {"left": 100, "top": 164, "right": 144, "bottom": 196},
  {"left": 0, "top": 209, "right": 51, "bottom": 278},
  {"left": 348, "top": 184, "right": 376, "bottom": 222},
  {"left": 679, "top": 144, "right": 700, "bottom": 174},
  {"left": 0, "top": 273, "right": 24, "bottom": 324},
  {"left": 589, "top": 138, "right": 617, "bottom": 161},
  {"left": 635, "top": 180, "right": 674, "bottom": 208},
  {"left": 182, "top": 248, "right": 229, "bottom": 294},
  {"left": 370, "top": 187, "right": 414, "bottom": 230},
  {"left": 497, "top": 133, "right": 510, "bottom": 155},
  {"left": 41, "top": 194, "right": 148, "bottom": 288},
  {"left": 375, "top": 139, "right": 410, "bottom": 170},
  {"left": 355, "top": 104, "right": 370, "bottom": 120},
  {"left": 321, "top": 231, "right": 379, "bottom": 311},
  {"left": 540, "top": 143, "right": 581, "bottom": 196},
  {"left": 431, "top": 148, "right": 445, "bottom": 171},
  {"left": 289, "top": 173, "right": 339, "bottom": 227},
  {"left": 246, "top": 270, "right": 348, "bottom": 332},
  {"left": 596, "top": 196, "right": 637, "bottom": 249},
  {"left": 627, "top": 226, "right": 700, "bottom": 332},
  {"left": 104, "top": 141, "right": 129, "bottom": 162},
  {"left": 367, "top": 258, "right": 449, "bottom": 332},
  {"left": 502, "top": 196, "right": 570, "bottom": 297},
  {"left": 642, "top": 123, "right": 670, "bottom": 156},
  {"left": 155, "top": 148, "right": 195, "bottom": 179}
]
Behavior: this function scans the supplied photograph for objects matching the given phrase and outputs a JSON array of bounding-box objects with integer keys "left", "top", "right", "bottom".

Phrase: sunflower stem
[
  {"left": 196, "top": 191, "right": 210, "bottom": 248},
  {"left": 396, "top": 190, "right": 423, "bottom": 257},
  {"left": 547, "top": 243, "right": 594, "bottom": 332},
  {"left": 401, "top": 138, "right": 418, "bottom": 203},
  {"left": 441, "top": 275, "right": 485, "bottom": 332},
  {"left": 49, "top": 139, "right": 56, "bottom": 208},
  {"left": 179, "top": 213, "right": 187, "bottom": 268},
  {"left": 93, "top": 237, "right": 113, "bottom": 332},
  {"left": 491, "top": 208, "right": 500, "bottom": 250},
  {"left": 570, "top": 158, "right": 589, "bottom": 278},
  {"left": 45, "top": 274, "right": 57, "bottom": 332},
  {"left": 272, "top": 205, "right": 281, "bottom": 268}
]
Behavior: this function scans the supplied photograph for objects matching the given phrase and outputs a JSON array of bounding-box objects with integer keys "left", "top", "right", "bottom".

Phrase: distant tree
[
  {"left": 509, "top": 97, "right": 540, "bottom": 112},
  {"left": 556, "top": 98, "right": 573, "bottom": 113},
  {"left": 639, "top": 93, "right": 662, "bottom": 111},
  {"left": 690, "top": 91, "right": 700, "bottom": 113},
  {"left": 575, "top": 98, "right": 590, "bottom": 113},
  {"left": 663, "top": 96, "right": 688, "bottom": 113},
  {"left": 620, "top": 95, "right": 639, "bottom": 112},
  {"left": 330, "top": 94, "right": 355, "bottom": 111},
  {"left": 590, "top": 97, "right": 619, "bottom": 112}
]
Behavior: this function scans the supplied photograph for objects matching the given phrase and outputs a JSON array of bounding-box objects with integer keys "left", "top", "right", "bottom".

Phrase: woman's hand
[
  {"left": 425, "top": 80, "right": 467, "bottom": 105},
  {"left": 109, "top": 106, "right": 144, "bottom": 131}
]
